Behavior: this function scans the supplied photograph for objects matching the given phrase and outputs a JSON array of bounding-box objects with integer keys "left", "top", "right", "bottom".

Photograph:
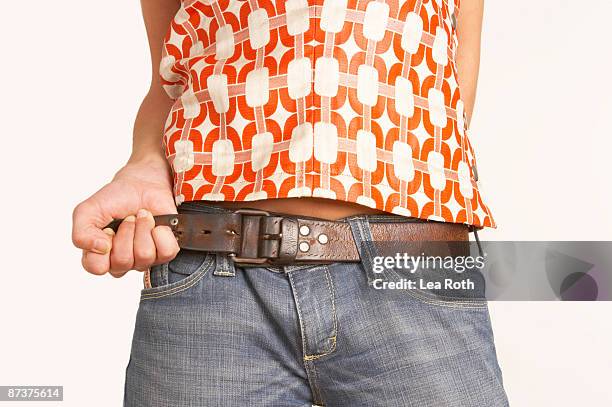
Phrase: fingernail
[
  {"left": 124, "top": 215, "right": 136, "bottom": 223},
  {"left": 103, "top": 228, "right": 115, "bottom": 236},
  {"left": 137, "top": 209, "right": 149, "bottom": 219},
  {"left": 93, "top": 239, "right": 110, "bottom": 254}
]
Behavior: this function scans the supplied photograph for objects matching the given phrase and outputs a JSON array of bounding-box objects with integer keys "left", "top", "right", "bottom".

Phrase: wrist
[
  {"left": 127, "top": 147, "right": 167, "bottom": 167},
  {"left": 114, "top": 153, "right": 173, "bottom": 186}
]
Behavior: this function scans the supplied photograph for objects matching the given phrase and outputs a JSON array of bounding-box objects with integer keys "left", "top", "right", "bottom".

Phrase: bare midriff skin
[
  {"left": 214, "top": 198, "right": 387, "bottom": 220},
  {"left": 72, "top": 0, "right": 483, "bottom": 277}
]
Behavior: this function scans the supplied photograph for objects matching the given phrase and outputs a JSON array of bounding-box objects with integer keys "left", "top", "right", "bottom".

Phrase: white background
[{"left": 1, "top": 1, "right": 611, "bottom": 406}]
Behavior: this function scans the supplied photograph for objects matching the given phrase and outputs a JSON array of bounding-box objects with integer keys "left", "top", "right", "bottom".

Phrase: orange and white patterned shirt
[{"left": 160, "top": 0, "right": 496, "bottom": 228}]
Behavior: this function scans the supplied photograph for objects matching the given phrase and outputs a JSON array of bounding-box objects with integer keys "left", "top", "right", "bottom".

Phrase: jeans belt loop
[
  {"left": 213, "top": 253, "right": 236, "bottom": 277},
  {"left": 347, "top": 216, "right": 378, "bottom": 285}
]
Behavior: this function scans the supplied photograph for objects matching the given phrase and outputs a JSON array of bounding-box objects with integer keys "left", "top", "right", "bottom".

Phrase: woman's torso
[{"left": 159, "top": 0, "right": 495, "bottom": 227}]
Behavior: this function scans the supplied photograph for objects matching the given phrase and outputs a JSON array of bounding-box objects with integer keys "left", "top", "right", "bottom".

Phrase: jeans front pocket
[
  {"left": 386, "top": 261, "right": 489, "bottom": 310},
  {"left": 140, "top": 250, "right": 214, "bottom": 301}
]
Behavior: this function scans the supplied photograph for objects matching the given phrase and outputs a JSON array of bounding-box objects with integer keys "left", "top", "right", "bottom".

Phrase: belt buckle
[{"left": 228, "top": 209, "right": 298, "bottom": 266}]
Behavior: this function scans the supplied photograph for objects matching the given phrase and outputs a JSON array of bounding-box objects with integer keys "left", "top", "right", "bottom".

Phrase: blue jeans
[{"left": 124, "top": 204, "right": 508, "bottom": 406}]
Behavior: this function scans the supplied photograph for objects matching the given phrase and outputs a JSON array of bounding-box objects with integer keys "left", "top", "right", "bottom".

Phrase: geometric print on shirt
[{"left": 160, "top": 0, "right": 496, "bottom": 228}]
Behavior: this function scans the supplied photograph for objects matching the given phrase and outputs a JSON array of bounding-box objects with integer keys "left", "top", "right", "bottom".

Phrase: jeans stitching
[
  {"left": 303, "top": 343, "right": 337, "bottom": 361},
  {"left": 307, "top": 360, "right": 326, "bottom": 406},
  {"left": 304, "top": 361, "right": 325, "bottom": 406},
  {"left": 302, "top": 266, "right": 338, "bottom": 361},
  {"left": 214, "top": 253, "right": 236, "bottom": 277},
  {"left": 288, "top": 272, "right": 324, "bottom": 405},
  {"left": 161, "top": 262, "right": 169, "bottom": 286},
  {"left": 288, "top": 271, "right": 310, "bottom": 356},
  {"left": 140, "top": 255, "right": 214, "bottom": 300},
  {"left": 358, "top": 219, "right": 374, "bottom": 261},
  {"left": 324, "top": 268, "right": 337, "bottom": 339},
  {"left": 348, "top": 217, "right": 378, "bottom": 284},
  {"left": 385, "top": 267, "right": 488, "bottom": 309}
]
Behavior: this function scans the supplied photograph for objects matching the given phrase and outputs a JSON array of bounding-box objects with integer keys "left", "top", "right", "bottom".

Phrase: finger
[
  {"left": 81, "top": 250, "right": 110, "bottom": 276},
  {"left": 72, "top": 201, "right": 112, "bottom": 254},
  {"left": 133, "top": 209, "right": 156, "bottom": 271},
  {"left": 109, "top": 215, "right": 136, "bottom": 277},
  {"left": 152, "top": 225, "right": 180, "bottom": 265},
  {"left": 80, "top": 228, "right": 114, "bottom": 275}
]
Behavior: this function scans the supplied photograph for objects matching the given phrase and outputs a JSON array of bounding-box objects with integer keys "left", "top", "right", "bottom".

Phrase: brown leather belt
[{"left": 106, "top": 209, "right": 469, "bottom": 266}]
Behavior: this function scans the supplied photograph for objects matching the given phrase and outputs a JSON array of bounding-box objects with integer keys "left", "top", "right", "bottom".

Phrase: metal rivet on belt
[
  {"left": 317, "top": 233, "right": 329, "bottom": 244},
  {"left": 299, "top": 225, "right": 310, "bottom": 236},
  {"left": 299, "top": 241, "right": 310, "bottom": 252}
]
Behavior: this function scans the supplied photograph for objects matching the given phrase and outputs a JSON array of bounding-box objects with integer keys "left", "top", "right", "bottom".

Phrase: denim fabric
[{"left": 124, "top": 204, "right": 508, "bottom": 407}]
